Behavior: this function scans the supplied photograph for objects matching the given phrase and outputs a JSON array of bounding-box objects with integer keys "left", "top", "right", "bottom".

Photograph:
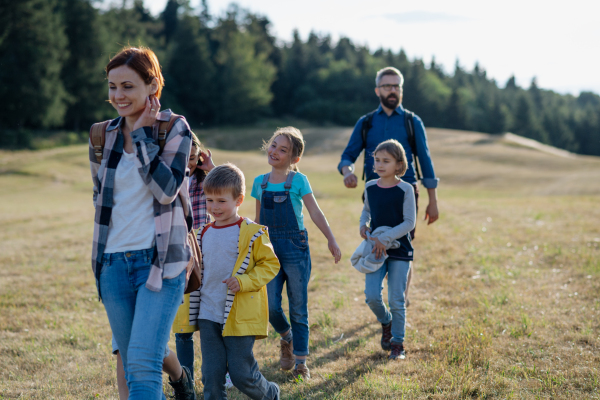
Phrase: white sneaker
[{"left": 225, "top": 372, "right": 233, "bottom": 389}]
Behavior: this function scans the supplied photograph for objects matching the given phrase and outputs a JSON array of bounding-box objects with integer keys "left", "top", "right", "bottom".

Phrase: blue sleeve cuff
[
  {"left": 421, "top": 178, "right": 439, "bottom": 189},
  {"left": 338, "top": 159, "right": 354, "bottom": 175}
]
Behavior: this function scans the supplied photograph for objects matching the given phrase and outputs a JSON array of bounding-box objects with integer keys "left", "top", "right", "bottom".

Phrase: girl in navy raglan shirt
[{"left": 359, "top": 139, "right": 416, "bottom": 360}]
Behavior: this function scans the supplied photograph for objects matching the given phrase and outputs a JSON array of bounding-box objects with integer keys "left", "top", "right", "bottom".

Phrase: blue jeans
[
  {"left": 100, "top": 248, "right": 185, "bottom": 400},
  {"left": 364, "top": 259, "right": 411, "bottom": 344},
  {"left": 175, "top": 332, "right": 195, "bottom": 381},
  {"left": 267, "top": 231, "right": 311, "bottom": 356},
  {"left": 198, "top": 319, "right": 279, "bottom": 400}
]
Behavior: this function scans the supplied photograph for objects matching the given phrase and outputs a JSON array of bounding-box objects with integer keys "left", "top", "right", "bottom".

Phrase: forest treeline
[{"left": 1, "top": 0, "right": 599, "bottom": 155}]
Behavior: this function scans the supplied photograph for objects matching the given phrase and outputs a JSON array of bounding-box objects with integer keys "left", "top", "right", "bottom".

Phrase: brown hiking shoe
[
  {"left": 292, "top": 363, "right": 311, "bottom": 381},
  {"left": 279, "top": 339, "right": 295, "bottom": 370},
  {"left": 381, "top": 322, "right": 392, "bottom": 351},
  {"left": 389, "top": 343, "right": 406, "bottom": 360}
]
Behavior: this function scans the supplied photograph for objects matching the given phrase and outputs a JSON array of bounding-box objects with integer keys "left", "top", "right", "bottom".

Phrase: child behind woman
[
  {"left": 359, "top": 139, "right": 416, "bottom": 360},
  {"left": 252, "top": 127, "right": 341, "bottom": 380},
  {"left": 172, "top": 132, "right": 215, "bottom": 383}
]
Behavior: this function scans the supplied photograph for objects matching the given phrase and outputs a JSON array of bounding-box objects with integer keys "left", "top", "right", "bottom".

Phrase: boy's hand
[
  {"left": 370, "top": 236, "right": 387, "bottom": 260},
  {"left": 222, "top": 277, "right": 240, "bottom": 293},
  {"left": 360, "top": 226, "right": 371, "bottom": 239},
  {"left": 328, "top": 240, "right": 342, "bottom": 264}
]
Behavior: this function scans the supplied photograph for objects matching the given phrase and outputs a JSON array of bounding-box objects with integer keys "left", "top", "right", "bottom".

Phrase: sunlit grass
[{"left": 1, "top": 127, "right": 599, "bottom": 399}]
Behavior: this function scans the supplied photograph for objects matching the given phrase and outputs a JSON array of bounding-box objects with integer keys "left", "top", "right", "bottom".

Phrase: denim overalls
[{"left": 260, "top": 171, "right": 312, "bottom": 357}]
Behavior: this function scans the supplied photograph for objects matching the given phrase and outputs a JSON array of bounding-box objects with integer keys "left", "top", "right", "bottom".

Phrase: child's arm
[
  {"left": 359, "top": 190, "right": 371, "bottom": 239},
  {"left": 254, "top": 199, "right": 261, "bottom": 223},
  {"left": 235, "top": 232, "right": 280, "bottom": 292},
  {"left": 303, "top": 194, "right": 342, "bottom": 263}
]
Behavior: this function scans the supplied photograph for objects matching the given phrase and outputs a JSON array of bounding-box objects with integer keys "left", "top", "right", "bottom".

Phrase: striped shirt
[
  {"left": 189, "top": 175, "right": 211, "bottom": 229},
  {"left": 89, "top": 109, "right": 193, "bottom": 297}
]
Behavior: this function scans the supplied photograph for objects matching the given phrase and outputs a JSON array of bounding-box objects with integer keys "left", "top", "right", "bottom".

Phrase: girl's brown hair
[
  {"left": 261, "top": 127, "right": 305, "bottom": 172},
  {"left": 373, "top": 139, "right": 408, "bottom": 177},
  {"left": 190, "top": 131, "right": 207, "bottom": 183},
  {"left": 106, "top": 46, "right": 165, "bottom": 99}
]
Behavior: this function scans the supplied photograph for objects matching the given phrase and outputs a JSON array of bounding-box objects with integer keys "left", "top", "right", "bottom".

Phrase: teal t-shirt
[{"left": 251, "top": 172, "right": 313, "bottom": 230}]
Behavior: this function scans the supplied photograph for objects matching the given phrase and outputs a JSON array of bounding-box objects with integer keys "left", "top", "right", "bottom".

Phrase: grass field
[{"left": 1, "top": 127, "right": 599, "bottom": 399}]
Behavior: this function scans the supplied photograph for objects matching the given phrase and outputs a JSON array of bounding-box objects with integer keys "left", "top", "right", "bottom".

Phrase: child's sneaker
[
  {"left": 225, "top": 372, "right": 233, "bottom": 389},
  {"left": 381, "top": 322, "right": 392, "bottom": 351},
  {"left": 292, "top": 363, "right": 310, "bottom": 381},
  {"left": 389, "top": 343, "right": 406, "bottom": 360},
  {"left": 279, "top": 339, "right": 295, "bottom": 370}
]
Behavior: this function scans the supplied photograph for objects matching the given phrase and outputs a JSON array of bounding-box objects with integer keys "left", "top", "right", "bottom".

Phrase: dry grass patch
[{"left": 1, "top": 127, "right": 599, "bottom": 399}]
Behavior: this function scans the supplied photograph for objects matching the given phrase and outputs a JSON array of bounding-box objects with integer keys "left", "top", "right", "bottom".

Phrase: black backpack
[{"left": 360, "top": 109, "right": 421, "bottom": 181}]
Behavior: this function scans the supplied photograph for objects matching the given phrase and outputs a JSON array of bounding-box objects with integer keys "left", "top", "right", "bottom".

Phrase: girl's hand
[
  {"left": 222, "top": 277, "right": 240, "bottom": 293},
  {"left": 199, "top": 149, "right": 216, "bottom": 172},
  {"left": 329, "top": 240, "right": 342, "bottom": 264},
  {"left": 133, "top": 95, "right": 160, "bottom": 132},
  {"left": 360, "top": 225, "right": 371, "bottom": 239},
  {"left": 370, "top": 236, "right": 387, "bottom": 260}
]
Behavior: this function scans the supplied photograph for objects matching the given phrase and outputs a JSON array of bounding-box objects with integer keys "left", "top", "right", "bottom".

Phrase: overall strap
[
  {"left": 260, "top": 173, "right": 270, "bottom": 190},
  {"left": 284, "top": 171, "right": 296, "bottom": 191}
]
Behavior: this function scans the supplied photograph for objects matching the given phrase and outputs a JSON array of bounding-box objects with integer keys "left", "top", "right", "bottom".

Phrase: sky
[{"left": 140, "top": 0, "right": 600, "bottom": 95}]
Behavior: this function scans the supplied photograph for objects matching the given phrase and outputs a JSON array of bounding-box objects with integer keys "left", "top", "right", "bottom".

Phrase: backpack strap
[
  {"left": 260, "top": 173, "right": 270, "bottom": 190},
  {"left": 403, "top": 109, "right": 421, "bottom": 180},
  {"left": 157, "top": 113, "right": 183, "bottom": 153},
  {"left": 284, "top": 171, "right": 296, "bottom": 191},
  {"left": 360, "top": 109, "right": 378, "bottom": 181},
  {"left": 89, "top": 120, "right": 112, "bottom": 163}
]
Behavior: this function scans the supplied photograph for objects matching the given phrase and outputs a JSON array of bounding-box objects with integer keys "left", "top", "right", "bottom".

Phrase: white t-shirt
[
  {"left": 198, "top": 218, "right": 241, "bottom": 324},
  {"left": 104, "top": 151, "right": 156, "bottom": 253}
]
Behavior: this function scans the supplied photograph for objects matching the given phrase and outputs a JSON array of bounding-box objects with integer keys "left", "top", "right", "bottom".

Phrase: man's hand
[
  {"left": 341, "top": 166, "right": 358, "bottom": 188},
  {"left": 370, "top": 236, "right": 387, "bottom": 260},
  {"left": 360, "top": 225, "right": 371, "bottom": 239},
  {"left": 222, "top": 277, "right": 240, "bottom": 293},
  {"left": 424, "top": 201, "right": 439, "bottom": 225}
]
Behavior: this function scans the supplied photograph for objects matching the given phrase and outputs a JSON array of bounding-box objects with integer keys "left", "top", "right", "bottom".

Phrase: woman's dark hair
[{"left": 190, "top": 132, "right": 207, "bottom": 182}]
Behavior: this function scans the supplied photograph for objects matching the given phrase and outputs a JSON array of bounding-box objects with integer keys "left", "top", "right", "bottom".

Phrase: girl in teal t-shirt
[{"left": 252, "top": 127, "right": 341, "bottom": 380}]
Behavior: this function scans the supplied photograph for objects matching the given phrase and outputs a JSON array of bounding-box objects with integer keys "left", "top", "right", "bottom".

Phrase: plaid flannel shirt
[
  {"left": 89, "top": 109, "right": 193, "bottom": 297},
  {"left": 189, "top": 175, "right": 211, "bottom": 229}
]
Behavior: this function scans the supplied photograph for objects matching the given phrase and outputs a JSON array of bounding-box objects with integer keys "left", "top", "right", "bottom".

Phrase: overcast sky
[{"left": 139, "top": 0, "right": 600, "bottom": 95}]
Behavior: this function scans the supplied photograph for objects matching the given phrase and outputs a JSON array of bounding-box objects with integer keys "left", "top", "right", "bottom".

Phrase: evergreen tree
[
  {"left": 0, "top": 0, "right": 68, "bottom": 129},
  {"left": 59, "top": 0, "right": 108, "bottom": 131}
]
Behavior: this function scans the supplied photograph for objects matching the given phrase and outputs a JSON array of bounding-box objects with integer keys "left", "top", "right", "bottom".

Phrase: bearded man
[{"left": 338, "top": 66, "right": 439, "bottom": 306}]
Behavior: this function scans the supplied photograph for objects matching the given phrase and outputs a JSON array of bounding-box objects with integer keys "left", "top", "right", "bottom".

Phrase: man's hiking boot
[
  {"left": 292, "top": 363, "right": 311, "bottom": 381},
  {"left": 168, "top": 366, "right": 196, "bottom": 400},
  {"left": 279, "top": 339, "right": 295, "bottom": 370},
  {"left": 381, "top": 322, "right": 392, "bottom": 351},
  {"left": 389, "top": 343, "right": 406, "bottom": 360}
]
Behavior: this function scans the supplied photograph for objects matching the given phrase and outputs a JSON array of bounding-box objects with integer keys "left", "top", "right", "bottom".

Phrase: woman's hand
[
  {"left": 199, "top": 149, "right": 216, "bottom": 172},
  {"left": 360, "top": 225, "right": 371, "bottom": 239},
  {"left": 132, "top": 95, "right": 160, "bottom": 132},
  {"left": 329, "top": 240, "right": 342, "bottom": 264},
  {"left": 222, "top": 277, "right": 240, "bottom": 293},
  {"left": 370, "top": 236, "right": 387, "bottom": 260}
]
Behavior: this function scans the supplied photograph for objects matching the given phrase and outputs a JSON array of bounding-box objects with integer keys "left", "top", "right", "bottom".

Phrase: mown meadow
[{"left": 1, "top": 127, "right": 598, "bottom": 399}]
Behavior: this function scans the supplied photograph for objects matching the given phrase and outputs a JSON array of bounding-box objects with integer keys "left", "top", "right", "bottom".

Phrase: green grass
[{"left": 1, "top": 127, "right": 599, "bottom": 399}]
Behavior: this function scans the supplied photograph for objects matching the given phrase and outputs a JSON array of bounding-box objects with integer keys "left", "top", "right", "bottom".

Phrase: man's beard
[{"left": 380, "top": 93, "right": 399, "bottom": 109}]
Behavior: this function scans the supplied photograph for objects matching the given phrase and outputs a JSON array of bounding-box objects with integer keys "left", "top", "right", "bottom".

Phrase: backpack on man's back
[{"left": 360, "top": 109, "right": 421, "bottom": 180}]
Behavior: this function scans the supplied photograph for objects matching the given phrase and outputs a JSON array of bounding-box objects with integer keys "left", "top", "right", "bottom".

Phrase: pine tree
[{"left": 0, "top": 0, "right": 68, "bottom": 129}]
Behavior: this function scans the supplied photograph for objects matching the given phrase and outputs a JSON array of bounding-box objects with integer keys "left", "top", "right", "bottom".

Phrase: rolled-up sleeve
[
  {"left": 414, "top": 116, "right": 439, "bottom": 189},
  {"left": 338, "top": 118, "right": 366, "bottom": 174}
]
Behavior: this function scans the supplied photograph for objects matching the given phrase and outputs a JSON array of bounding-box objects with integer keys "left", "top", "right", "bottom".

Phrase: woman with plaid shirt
[{"left": 89, "top": 47, "right": 195, "bottom": 399}]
